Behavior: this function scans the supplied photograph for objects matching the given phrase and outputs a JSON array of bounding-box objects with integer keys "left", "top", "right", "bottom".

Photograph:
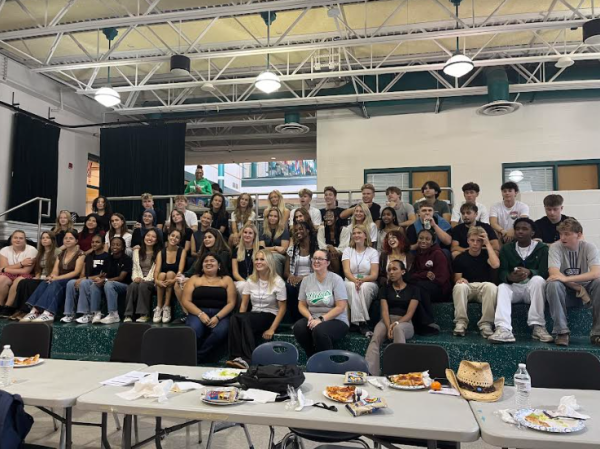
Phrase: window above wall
[{"left": 503, "top": 160, "right": 600, "bottom": 192}]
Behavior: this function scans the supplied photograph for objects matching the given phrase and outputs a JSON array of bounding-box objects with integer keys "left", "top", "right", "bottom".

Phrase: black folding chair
[
  {"left": 0, "top": 322, "right": 52, "bottom": 358},
  {"left": 280, "top": 350, "right": 370, "bottom": 449},
  {"left": 110, "top": 322, "right": 152, "bottom": 363},
  {"left": 372, "top": 343, "right": 459, "bottom": 449},
  {"left": 251, "top": 341, "right": 299, "bottom": 366},
  {"left": 381, "top": 343, "right": 449, "bottom": 379},
  {"left": 527, "top": 350, "right": 600, "bottom": 390},
  {"left": 141, "top": 327, "right": 197, "bottom": 367}
]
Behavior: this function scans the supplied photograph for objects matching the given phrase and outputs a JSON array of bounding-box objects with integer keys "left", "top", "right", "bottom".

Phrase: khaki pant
[
  {"left": 366, "top": 315, "right": 414, "bottom": 375},
  {"left": 452, "top": 282, "right": 498, "bottom": 328}
]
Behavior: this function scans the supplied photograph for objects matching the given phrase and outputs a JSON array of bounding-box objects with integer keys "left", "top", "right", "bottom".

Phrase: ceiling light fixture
[
  {"left": 442, "top": 1, "right": 474, "bottom": 78},
  {"left": 94, "top": 28, "right": 121, "bottom": 108},
  {"left": 255, "top": 11, "right": 280, "bottom": 94},
  {"left": 555, "top": 55, "right": 574, "bottom": 68},
  {"left": 508, "top": 170, "right": 524, "bottom": 183},
  {"left": 583, "top": 18, "right": 600, "bottom": 45},
  {"left": 170, "top": 54, "right": 191, "bottom": 76}
]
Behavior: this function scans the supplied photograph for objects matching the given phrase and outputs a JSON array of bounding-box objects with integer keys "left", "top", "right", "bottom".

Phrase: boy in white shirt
[
  {"left": 489, "top": 181, "right": 529, "bottom": 243},
  {"left": 173, "top": 195, "right": 198, "bottom": 232},
  {"left": 289, "top": 189, "right": 322, "bottom": 226}
]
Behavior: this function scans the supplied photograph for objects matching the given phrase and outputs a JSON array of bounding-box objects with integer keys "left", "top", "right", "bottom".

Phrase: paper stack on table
[
  {"left": 240, "top": 389, "right": 278, "bottom": 403},
  {"left": 100, "top": 371, "right": 149, "bottom": 387}
]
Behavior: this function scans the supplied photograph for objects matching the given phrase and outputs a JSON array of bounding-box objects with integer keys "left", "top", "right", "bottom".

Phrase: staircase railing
[{"left": 0, "top": 198, "right": 52, "bottom": 242}]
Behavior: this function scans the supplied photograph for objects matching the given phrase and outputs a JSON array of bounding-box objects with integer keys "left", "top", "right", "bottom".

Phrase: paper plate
[
  {"left": 322, "top": 387, "right": 368, "bottom": 403},
  {"left": 201, "top": 387, "right": 242, "bottom": 406},
  {"left": 514, "top": 409, "right": 586, "bottom": 433},
  {"left": 201, "top": 368, "right": 243, "bottom": 381},
  {"left": 14, "top": 358, "right": 44, "bottom": 368}
]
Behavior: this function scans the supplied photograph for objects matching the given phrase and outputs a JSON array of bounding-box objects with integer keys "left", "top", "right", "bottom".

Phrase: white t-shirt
[
  {"left": 286, "top": 245, "right": 312, "bottom": 276},
  {"left": 490, "top": 200, "right": 529, "bottom": 230},
  {"left": 242, "top": 277, "right": 287, "bottom": 315},
  {"left": 184, "top": 210, "right": 198, "bottom": 229},
  {"left": 104, "top": 232, "right": 132, "bottom": 248},
  {"left": 0, "top": 245, "right": 38, "bottom": 266},
  {"left": 342, "top": 246, "right": 379, "bottom": 277},
  {"left": 451, "top": 201, "right": 490, "bottom": 224},
  {"left": 231, "top": 211, "right": 257, "bottom": 232},
  {"left": 338, "top": 222, "right": 378, "bottom": 251},
  {"left": 289, "top": 206, "right": 322, "bottom": 227}
]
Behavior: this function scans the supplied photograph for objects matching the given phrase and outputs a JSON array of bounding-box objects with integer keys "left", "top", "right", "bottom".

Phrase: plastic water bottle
[
  {"left": 514, "top": 363, "right": 531, "bottom": 409},
  {"left": 0, "top": 345, "right": 14, "bottom": 387}
]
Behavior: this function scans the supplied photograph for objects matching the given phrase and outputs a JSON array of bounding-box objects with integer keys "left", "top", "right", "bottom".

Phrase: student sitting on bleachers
[
  {"left": 450, "top": 182, "right": 489, "bottom": 227},
  {"left": 378, "top": 230, "right": 413, "bottom": 287},
  {"left": 191, "top": 211, "right": 213, "bottom": 257},
  {"left": 260, "top": 207, "right": 290, "bottom": 276},
  {"left": 78, "top": 214, "right": 105, "bottom": 255},
  {"left": 135, "top": 193, "right": 165, "bottom": 230},
  {"left": 377, "top": 206, "right": 403, "bottom": 251},
  {"left": 231, "top": 224, "right": 260, "bottom": 298},
  {"left": 227, "top": 250, "right": 287, "bottom": 369},
  {"left": 164, "top": 209, "right": 192, "bottom": 253},
  {"left": 61, "top": 234, "right": 109, "bottom": 324},
  {"left": 405, "top": 203, "right": 452, "bottom": 251},
  {"left": 266, "top": 189, "right": 290, "bottom": 225},
  {"left": 229, "top": 193, "right": 256, "bottom": 248},
  {"left": 91, "top": 195, "right": 112, "bottom": 233},
  {"left": 452, "top": 226, "right": 499, "bottom": 339},
  {"left": 208, "top": 193, "right": 230, "bottom": 239},
  {"left": 22, "top": 230, "right": 85, "bottom": 323},
  {"left": 105, "top": 213, "right": 132, "bottom": 255},
  {"left": 317, "top": 209, "right": 344, "bottom": 275},
  {"left": 366, "top": 260, "right": 419, "bottom": 375},
  {"left": 342, "top": 225, "right": 379, "bottom": 337},
  {"left": 173, "top": 195, "right": 198, "bottom": 232},
  {"left": 285, "top": 222, "right": 317, "bottom": 322},
  {"left": 546, "top": 218, "right": 600, "bottom": 347},
  {"left": 98, "top": 236, "right": 133, "bottom": 324},
  {"left": 182, "top": 253, "right": 236, "bottom": 363},
  {"left": 0, "top": 231, "right": 38, "bottom": 311},
  {"left": 124, "top": 229, "right": 161, "bottom": 323},
  {"left": 409, "top": 229, "right": 451, "bottom": 304},
  {"left": 534, "top": 194, "right": 570, "bottom": 244},
  {"left": 489, "top": 181, "right": 529, "bottom": 244},
  {"left": 131, "top": 209, "right": 163, "bottom": 250},
  {"left": 154, "top": 229, "right": 187, "bottom": 324},
  {"left": 339, "top": 203, "right": 378, "bottom": 251},
  {"left": 488, "top": 218, "right": 552, "bottom": 344},
  {"left": 289, "top": 188, "right": 322, "bottom": 227},
  {"left": 52, "top": 210, "right": 74, "bottom": 248},
  {"left": 413, "top": 181, "right": 451, "bottom": 223},
  {"left": 451, "top": 203, "right": 499, "bottom": 259}
]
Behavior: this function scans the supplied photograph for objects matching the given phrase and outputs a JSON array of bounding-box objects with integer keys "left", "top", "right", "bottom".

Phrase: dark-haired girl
[
  {"left": 165, "top": 209, "right": 192, "bottom": 253},
  {"left": 154, "top": 229, "right": 186, "bottom": 323},
  {"left": 317, "top": 209, "right": 344, "bottom": 274},
  {"left": 105, "top": 213, "right": 132, "bottom": 254},
  {"left": 92, "top": 195, "right": 113, "bottom": 233},
  {"left": 182, "top": 253, "right": 236, "bottom": 362},
  {"left": 131, "top": 209, "right": 163, "bottom": 249},
  {"left": 377, "top": 206, "right": 403, "bottom": 250},
  {"left": 208, "top": 193, "right": 230, "bottom": 239},
  {"left": 22, "top": 230, "right": 85, "bottom": 322},
  {"left": 124, "top": 228, "right": 162, "bottom": 322},
  {"left": 284, "top": 222, "right": 317, "bottom": 321},
  {"left": 79, "top": 213, "right": 105, "bottom": 254}
]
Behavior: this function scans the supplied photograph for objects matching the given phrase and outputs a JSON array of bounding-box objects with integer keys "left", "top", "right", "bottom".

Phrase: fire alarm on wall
[{"left": 68, "top": 163, "right": 73, "bottom": 169}]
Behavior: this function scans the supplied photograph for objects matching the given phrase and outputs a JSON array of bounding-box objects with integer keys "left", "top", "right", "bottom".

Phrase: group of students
[{"left": 0, "top": 179, "right": 598, "bottom": 376}]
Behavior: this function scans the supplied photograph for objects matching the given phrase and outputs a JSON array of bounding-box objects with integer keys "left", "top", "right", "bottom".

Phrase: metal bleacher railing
[{"left": 0, "top": 197, "right": 52, "bottom": 242}]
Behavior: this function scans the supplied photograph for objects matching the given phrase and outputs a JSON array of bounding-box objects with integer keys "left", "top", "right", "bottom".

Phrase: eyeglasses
[{"left": 311, "top": 257, "right": 328, "bottom": 263}]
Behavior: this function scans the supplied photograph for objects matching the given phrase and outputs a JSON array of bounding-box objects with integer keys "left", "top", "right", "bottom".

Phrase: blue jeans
[
  {"left": 101, "top": 281, "right": 128, "bottom": 313},
  {"left": 64, "top": 279, "right": 97, "bottom": 314},
  {"left": 77, "top": 279, "right": 102, "bottom": 314},
  {"left": 186, "top": 308, "right": 230, "bottom": 362},
  {"left": 27, "top": 279, "right": 70, "bottom": 314}
]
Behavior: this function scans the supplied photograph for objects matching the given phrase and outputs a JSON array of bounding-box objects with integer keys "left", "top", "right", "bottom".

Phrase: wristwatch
[{"left": 318, "top": 316, "right": 324, "bottom": 322}]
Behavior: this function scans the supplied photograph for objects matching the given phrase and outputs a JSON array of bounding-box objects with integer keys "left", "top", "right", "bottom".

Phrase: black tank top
[
  {"left": 192, "top": 285, "right": 227, "bottom": 309},
  {"left": 160, "top": 247, "right": 183, "bottom": 273}
]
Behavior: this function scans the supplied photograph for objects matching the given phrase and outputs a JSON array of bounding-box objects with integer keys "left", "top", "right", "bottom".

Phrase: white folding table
[
  {"left": 76, "top": 364, "right": 480, "bottom": 449},
  {"left": 470, "top": 386, "right": 600, "bottom": 449},
  {"left": 4, "top": 359, "right": 145, "bottom": 449}
]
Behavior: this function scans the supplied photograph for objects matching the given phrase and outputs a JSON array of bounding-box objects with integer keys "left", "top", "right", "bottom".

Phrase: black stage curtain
[
  {"left": 9, "top": 113, "right": 60, "bottom": 223},
  {"left": 99, "top": 123, "right": 186, "bottom": 220}
]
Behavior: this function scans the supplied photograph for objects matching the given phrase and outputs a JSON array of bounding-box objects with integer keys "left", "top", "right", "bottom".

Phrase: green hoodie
[{"left": 499, "top": 241, "right": 549, "bottom": 284}]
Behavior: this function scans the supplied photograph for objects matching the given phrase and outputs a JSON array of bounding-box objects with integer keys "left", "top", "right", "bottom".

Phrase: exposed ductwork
[
  {"left": 275, "top": 112, "right": 310, "bottom": 135},
  {"left": 476, "top": 68, "right": 522, "bottom": 116}
]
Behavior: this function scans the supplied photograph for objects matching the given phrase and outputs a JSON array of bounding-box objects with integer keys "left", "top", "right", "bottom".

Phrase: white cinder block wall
[
  {"left": 316, "top": 102, "right": 600, "bottom": 208},
  {"left": 521, "top": 190, "right": 600, "bottom": 248}
]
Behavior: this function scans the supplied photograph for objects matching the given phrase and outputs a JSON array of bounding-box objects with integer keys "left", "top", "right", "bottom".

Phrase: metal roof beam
[
  {"left": 0, "top": 0, "right": 368, "bottom": 41},
  {"left": 186, "top": 132, "right": 316, "bottom": 142}
]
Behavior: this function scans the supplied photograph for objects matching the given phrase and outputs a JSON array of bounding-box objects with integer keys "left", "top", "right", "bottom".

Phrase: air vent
[
  {"left": 476, "top": 100, "right": 521, "bottom": 117},
  {"left": 476, "top": 68, "right": 522, "bottom": 117},
  {"left": 275, "top": 112, "right": 310, "bottom": 135}
]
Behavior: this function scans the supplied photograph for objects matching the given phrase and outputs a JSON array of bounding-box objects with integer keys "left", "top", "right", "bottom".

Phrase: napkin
[
  {"left": 546, "top": 395, "right": 590, "bottom": 420},
  {"left": 429, "top": 387, "right": 460, "bottom": 396},
  {"left": 116, "top": 372, "right": 173, "bottom": 403},
  {"left": 497, "top": 409, "right": 517, "bottom": 424},
  {"left": 295, "top": 389, "right": 314, "bottom": 411},
  {"left": 240, "top": 389, "right": 278, "bottom": 404}
]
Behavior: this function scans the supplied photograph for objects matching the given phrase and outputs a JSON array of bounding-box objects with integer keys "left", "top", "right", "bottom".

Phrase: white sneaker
[
  {"left": 76, "top": 314, "right": 91, "bottom": 324},
  {"left": 60, "top": 314, "right": 75, "bottom": 323},
  {"left": 162, "top": 307, "right": 172, "bottom": 324},
  {"left": 33, "top": 311, "right": 54, "bottom": 323},
  {"left": 136, "top": 315, "right": 150, "bottom": 323},
  {"left": 123, "top": 316, "right": 133, "bottom": 323},
  {"left": 488, "top": 326, "right": 516, "bottom": 344},
  {"left": 100, "top": 312, "right": 120, "bottom": 324},
  {"left": 21, "top": 311, "right": 39, "bottom": 322},
  {"left": 152, "top": 307, "right": 163, "bottom": 323},
  {"left": 91, "top": 311, "right": 103, "bottom": 324}
]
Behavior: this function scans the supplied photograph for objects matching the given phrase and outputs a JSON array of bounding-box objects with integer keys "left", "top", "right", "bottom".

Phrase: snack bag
[
  {"left": 205, "top": 388, "right": 238, "bottom": 403},
  {"left": 344, "top": 371, "right": 367, "bottom": 385},
  {"left": 345, "top": 397, "right": 388, "bottom": 417}
]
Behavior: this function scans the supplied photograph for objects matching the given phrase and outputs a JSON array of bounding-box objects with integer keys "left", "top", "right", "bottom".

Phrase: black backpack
[
  {"left": 237, "top": 365, "right": 305, "bottom": 394},
  {"left": 0, "top": 391, "right": 34, "bottom": 449}
]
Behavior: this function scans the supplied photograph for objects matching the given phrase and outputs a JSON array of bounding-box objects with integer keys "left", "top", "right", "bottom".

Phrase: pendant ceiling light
[
  {"left": 583, "top": 18, "right": 600, "bottom": 45},
  {"left": 170, "top": 22, "right": 191, "bottom": 76},
  {"left": 94, "top": 28, "right": 121, "bottom": 107},
  {"left": 255, "top": 11, "right": 281, "bottom": 94},
  {"left": 443, "top": 1, "right": 474, "bottom": 78}
]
